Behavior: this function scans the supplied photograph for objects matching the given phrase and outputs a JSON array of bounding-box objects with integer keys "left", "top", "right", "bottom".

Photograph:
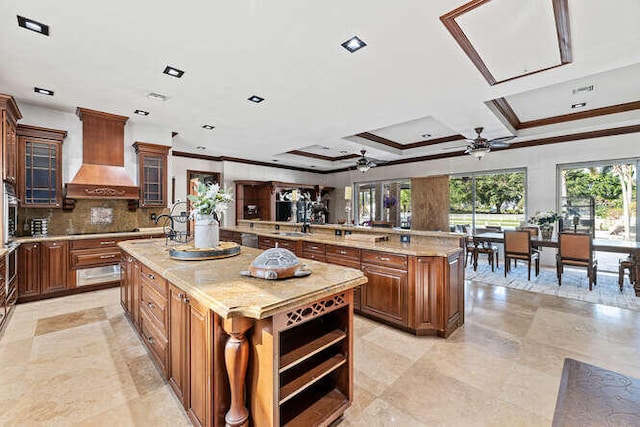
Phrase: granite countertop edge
[
  {"left": 12, "top": 229, "right": 165, "bottom": 243},
  {"left": 223, "top": 226, "right": 463, "bottom": 257}
]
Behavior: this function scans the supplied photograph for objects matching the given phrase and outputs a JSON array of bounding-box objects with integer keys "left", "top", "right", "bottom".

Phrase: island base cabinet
[
  {"left": 360, "top": 264, "right": 408, "bottom": 328},
  {"left": 413, "top": 254, "right": 464, "bottom": 338},
  {"left": 249, "top": 290, "right": 353, "bottom": 427},
  {"left": 168, "top": 284, "right": 226, "bottom": 427}
]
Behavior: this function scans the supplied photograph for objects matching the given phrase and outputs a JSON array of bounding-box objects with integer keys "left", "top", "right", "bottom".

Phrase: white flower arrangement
[
  {"left": 528, "top": 209, "right": 559, "bottom": 226},
  {"left": 187, "top": 182, "right": 233, "bottom": 222}
]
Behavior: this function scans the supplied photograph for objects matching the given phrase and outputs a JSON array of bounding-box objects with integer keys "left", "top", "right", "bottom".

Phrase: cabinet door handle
[
  {"left": 177, "top": 293, "right": 184, "bottom": 298},
  {"left": 148, "top": 274, "right": 155, "bottom": 280},
  {"left": 379, "top": 256, "right": 390, "bottom": 261},
  {"left": 147, "top": 336, "right": 154, "bottom": 344},
  {"left": 147, "top": 302, "right": 154, "bottom": 309},
  {"left": 182, "top": 297, "right": 189, "bottom": 304},
  {"left": 310, "top": 246, "right": 319, "bottom": 250},
  {"left": 100, "top": 241, "right": 116, "bottom": 245},
  {"left": 100, "top": 255, "right": 116, "bottom": 259},
  {"left": 339, "top": 250, "right": 347, "bottom": 255}
]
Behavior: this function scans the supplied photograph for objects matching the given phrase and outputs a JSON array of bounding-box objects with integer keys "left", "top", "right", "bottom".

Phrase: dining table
[{"left": 473, "top": 232, "right": 640, "bottom": 296}]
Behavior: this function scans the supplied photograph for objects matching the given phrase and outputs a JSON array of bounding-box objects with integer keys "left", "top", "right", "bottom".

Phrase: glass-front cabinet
[
  {"left": 17, "top": 125, "right": 67, "bottom": 208},
  {"left": 133, "top": 142, "right": 170, "bottom": 208}
]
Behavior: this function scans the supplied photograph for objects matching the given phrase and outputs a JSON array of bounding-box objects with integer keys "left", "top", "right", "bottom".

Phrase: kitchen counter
[
  {"left": 118, "top": 239, "right": 366, "bottom": 319},
  {"left": 119, "top": 238, "right": 366, "bottom": 426},
  {"left": 223, "top": 225, "right": 463, "bottom": 257}
]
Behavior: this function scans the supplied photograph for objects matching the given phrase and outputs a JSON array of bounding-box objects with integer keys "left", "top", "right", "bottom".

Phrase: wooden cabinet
[
  {"left": 18, "top": 242, "right": 41, "bottom": 299},
  {"left": 235, "top": 181, "right": 274, "bottom": 223},
  {"left": 0, "top": 257, "right": 6, "bottom": 330},
  {"left": 250, "top": 291, "right": 353, "bottom": 426},
  {"left": 18, "top": 240, "right": 71, "bottom": 299},
  {"left": 258, "top": 236, "right": 300, "bottom": 254},
  {"left": 301, "top": 241, "right": 326, "bottom": 262},
  {"left": 168, "top": 284, "right": 216, "bottom": 427},
  {"left": 360, "top": 262, "right": 408, "bottom": 328},
  {"left": 1, "top": 94, "right": 22, "bottom": 185},
  {"left": 219, "top": 229, "right": 242, "bottom": 245},
  {"left": 40, "top": 241, "right": 68, "bottom": 294},
  {"left": 139, "top": 264, "right": 169, "bottom": 376},
  {"left": 325, "top": 245, "right": 361, "bottom": 310},
  {"left": 134, "top": 142, "right": 170, "bottom": 208},
  {"left": 17, "top": 125, "right": 67, "bottom": 208}
]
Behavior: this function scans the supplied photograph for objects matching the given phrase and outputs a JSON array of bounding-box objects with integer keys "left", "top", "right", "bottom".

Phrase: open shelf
[
  {"left": 282, "top": 386, "right": 349, "bottom": 427},
  {"left": 280, "top": 329, "right": 346, "bottom": 373},
  {"left": 279, "top": 353, "right": 346, "bottom": 405}
]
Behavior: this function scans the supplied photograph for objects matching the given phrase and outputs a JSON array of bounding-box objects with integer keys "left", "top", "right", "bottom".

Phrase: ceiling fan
[
  {"left": 355, "top": 149, "right": 377, "bottom": 173},
  {"left": 444, "top": 127, "right": 516, "bottom": 160}
]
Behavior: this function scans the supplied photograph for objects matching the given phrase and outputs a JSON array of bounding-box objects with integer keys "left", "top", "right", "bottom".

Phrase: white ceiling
[{"left": 1, "top": 0, "right": 639, "bottom": 172}]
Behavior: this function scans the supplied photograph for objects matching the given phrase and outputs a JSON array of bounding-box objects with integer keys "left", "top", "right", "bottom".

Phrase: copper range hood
[{"left": 65, "top": 108, "right": 139, "bottom": 200}]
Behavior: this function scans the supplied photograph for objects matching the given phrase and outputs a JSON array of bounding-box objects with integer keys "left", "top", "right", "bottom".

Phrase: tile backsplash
[{"left": 18, "top": 199, "right": 169, "bottom": 236}]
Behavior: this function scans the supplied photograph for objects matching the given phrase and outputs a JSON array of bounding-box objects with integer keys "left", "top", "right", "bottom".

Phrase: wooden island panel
[{"left": 119, "top": 240, "right": 365, "bottom": 427}]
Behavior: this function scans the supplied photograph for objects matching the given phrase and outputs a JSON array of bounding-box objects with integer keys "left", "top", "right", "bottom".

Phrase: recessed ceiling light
[
  {"left": 322, "top": 146, "right": 331, "bottom": 150},
  {"left": 421, "top": 133, "right": 432, "bottom": 138},
  {"left": 202, "top": 124, "right": 215, "bottom": 130},
  {"left": 571, "top": 102, "right": 587, "bottom": 109},
  {"left": 146, "top": 92, "right": 168, "bottom": 101},
  {"left": 340, "top": 150, "right": 348, "bottom": 154},
  {"left": 341, "top": 36, "right": 366, "bottom": 53},
  {"left": 134, "top": 110, "right": 149, "bottom": 116},
  {"left": 248, "top": 95, "right": 265, "bottom": 103},
  {"left": 34, "top": 87, "right": 54, "bottom": 96},
  {"left": 196, "top": 146, "right": 206, "bottom": 150},
  {"left": 272, "top": 159, "right": 279, "bottom": 162},
  {"left": 17, "top": 16, "right": 49, "bottom": 36},
  {"left": 310, "top": 165, "right": 316, "bottom": 168},
  {"left": 163, "top": 66, "right": 185, "bottom": 78}
]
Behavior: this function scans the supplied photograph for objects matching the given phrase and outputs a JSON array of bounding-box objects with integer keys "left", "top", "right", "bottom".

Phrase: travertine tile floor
[{"left": 1, "top": 281, "right": 639, "bottom": 426}]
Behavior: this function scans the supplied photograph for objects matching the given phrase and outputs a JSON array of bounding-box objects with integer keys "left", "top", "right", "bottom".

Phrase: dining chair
[
  {"left": 556, "top": 233, "right": 598, "bottom": 290},
  {"left": 618, "top": 256, "right": 635, "bottom": 292},
  {"left": 472, "top": 236, "right": 499, "bottom": 272},
  {"left": 504, "top": 230, "right": 539, "bottom": 280}
]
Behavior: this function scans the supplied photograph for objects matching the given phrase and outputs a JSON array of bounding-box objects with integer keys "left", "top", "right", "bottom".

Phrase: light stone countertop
[
  {"left": 119, "top": 239, "right": 367, "bottom": 320},
  {"left": 12, "top": 229, "right": 166, "bottom": 244},
  {"left": 223, "top": 226, "right": 463, "bottom": 257}
]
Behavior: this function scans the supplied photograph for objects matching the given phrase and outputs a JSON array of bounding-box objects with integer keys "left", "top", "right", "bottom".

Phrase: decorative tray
[{"left": 169, "top": 241, "right": 241, "bottom": 260}]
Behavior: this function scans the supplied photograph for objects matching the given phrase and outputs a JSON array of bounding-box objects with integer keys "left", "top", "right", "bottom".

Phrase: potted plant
[
  {"left": 528, "top": 209, "right": 559, "bottom": 240},
  {"left": 188, "top": 182, "right": 233, "bottom": 248}
]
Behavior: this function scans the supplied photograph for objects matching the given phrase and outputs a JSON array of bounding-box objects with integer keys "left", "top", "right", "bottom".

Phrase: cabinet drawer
[
  {"left": 302, "top": 253, "right": 326, "bottom": 263},
  {"left": 258, "top": 236, "right": 275, "bottom": 249},
  {"left": 140, "top": 283, "right": 167, "bottom": 333},
  {"left": 71, "top": 237, "right": 124, "bottom": 250},
  {"left": 276, "top": 239, "right": 297, "bottom": 252},
  {"left": 70, "top": 248, "right": 121, "bottom": 268},
  {"left": 302, "top": 241, "right": 325, "bottom": 255},
  {"left": 326, "top": 245, "right": 360, "bottom": 262},
  {"left": 140, "top": 264, "right": 167, "bottom": 298},
  {"left": 361, "top": 250, "right": 407, "bottom": 270},
  {"left": 140, "top": 309, "right": 168, "bottom": 375}
]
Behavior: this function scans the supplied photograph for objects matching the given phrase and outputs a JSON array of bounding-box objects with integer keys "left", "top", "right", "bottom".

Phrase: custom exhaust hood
[{"left": 65, "top": 108, "right": 139, "bottom": 200}]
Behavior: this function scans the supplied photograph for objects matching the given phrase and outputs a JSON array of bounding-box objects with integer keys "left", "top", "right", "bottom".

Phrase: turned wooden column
[{"left": 223, "top": 317, "right": 254, "bottom": 427}]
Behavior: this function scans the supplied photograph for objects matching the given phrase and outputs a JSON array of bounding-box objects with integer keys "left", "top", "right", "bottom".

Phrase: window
[
  {"left": 449, "top": 169, "right": 526, "bottom": 232},
  {"left": 558, "top": 161, "right": 637, "bottom": 242},
  {"left": 355, "top": 180, "right": 411, "bottom": 227}
]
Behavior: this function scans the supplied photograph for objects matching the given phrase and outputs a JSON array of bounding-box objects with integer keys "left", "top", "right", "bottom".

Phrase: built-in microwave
[{"left": 3, "top": 183, "right": 18, "bottom": 244}]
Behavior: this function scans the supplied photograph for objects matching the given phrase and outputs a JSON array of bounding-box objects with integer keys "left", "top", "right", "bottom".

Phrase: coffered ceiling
[{"left": 1, "top": 0, "right": 639, "bottom": 173}]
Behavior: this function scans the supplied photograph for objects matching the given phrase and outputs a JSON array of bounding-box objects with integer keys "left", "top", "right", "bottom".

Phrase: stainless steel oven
[{"left": 3, "top": 184, "right": 18, "bottom": 244}]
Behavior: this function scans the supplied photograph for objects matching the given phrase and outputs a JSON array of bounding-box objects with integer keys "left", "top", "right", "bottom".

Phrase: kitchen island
[
  {"left": 118, "top": 239, "right": 366, "bottom": 427},
  {"left": 222, "top": 220, "right": 465, "bottom": 338}
]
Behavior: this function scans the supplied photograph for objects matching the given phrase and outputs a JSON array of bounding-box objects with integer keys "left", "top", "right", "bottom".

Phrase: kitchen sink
[{"left": 272, "top": 232, "right": 309, "bottom": 237}]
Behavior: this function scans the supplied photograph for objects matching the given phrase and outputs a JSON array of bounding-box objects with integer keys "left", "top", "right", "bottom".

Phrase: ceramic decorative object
[
  {"left": 188, "top": 181, "right": 233, "bottom": 249},
  {"left": 194, "top": 214, "right": 219, "bottom": 248},
  {"left": 240, "top": 247, "right": 311, "bottom": 280}
]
